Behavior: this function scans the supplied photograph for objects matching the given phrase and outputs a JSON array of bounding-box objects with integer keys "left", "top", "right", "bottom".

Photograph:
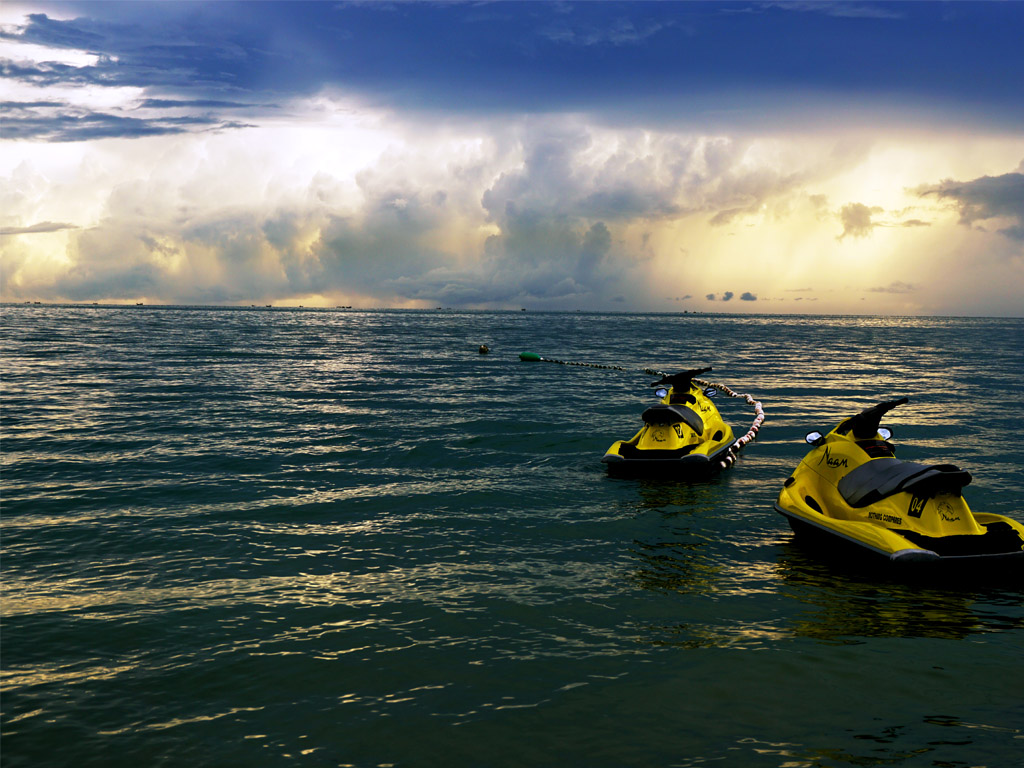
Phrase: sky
[{"left": 1, "top": 1, "right": 1022, "bottom": 315}]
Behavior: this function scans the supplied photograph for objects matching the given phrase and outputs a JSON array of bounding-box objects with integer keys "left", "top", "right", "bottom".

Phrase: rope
[
  {"left": 524, "top": 353, "right": 668, "bottom": 378},
  {"left": 693, "top": 377, "right": 765, "bottom": 470}
]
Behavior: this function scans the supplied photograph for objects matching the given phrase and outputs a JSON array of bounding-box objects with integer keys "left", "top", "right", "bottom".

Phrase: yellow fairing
[{"left": 775, "top": 407, "right": 1024, "bottom": 563}]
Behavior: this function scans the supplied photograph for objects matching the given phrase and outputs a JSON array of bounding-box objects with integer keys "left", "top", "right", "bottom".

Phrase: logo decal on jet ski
[
  {"left": 673, "top": 424, "right": 684, "bottom": 438},
  {"left": 908, "top": 494, "right": 926, "bottom": 518},
  {"left": 936, "top": 500, "right": 960, "bottom": 522},
  {"left": 818, "top": 447, "right": 848, "bottom": 469}
]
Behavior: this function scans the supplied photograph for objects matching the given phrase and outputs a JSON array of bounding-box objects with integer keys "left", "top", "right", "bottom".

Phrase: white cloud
[{"left": 0, "top": 39, "right": 101, "bottom": 67}]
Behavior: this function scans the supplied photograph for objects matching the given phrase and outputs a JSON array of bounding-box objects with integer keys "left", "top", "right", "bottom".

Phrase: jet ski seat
[
  {"left": 838, "top": 458, "right": 972, "bottom": 508},
  {"left": 641, "top": 404, "right": 705, "bottom": 435}
]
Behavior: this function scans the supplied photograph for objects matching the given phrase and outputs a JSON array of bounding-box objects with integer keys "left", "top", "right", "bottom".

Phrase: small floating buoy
[{"left": 479, "top": 345, "right": 490, "bottom": 354}]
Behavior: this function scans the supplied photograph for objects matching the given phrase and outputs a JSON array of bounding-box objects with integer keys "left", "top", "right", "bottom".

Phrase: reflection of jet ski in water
[
  {"left": 775, "top": 398, "right": 1024, "bottom": 565},
  {"left": 602, "top": 368, "right": 737, "bottom": 477}
]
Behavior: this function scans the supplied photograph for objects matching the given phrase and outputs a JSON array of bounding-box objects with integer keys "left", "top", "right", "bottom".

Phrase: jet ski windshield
[{"left": 837, "top": 397, "right": 909, "bottom": 440}]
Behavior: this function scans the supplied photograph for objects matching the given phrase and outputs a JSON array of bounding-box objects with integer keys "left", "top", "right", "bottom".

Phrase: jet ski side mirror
[
  {"left": 878, "top": 427, "right": 893, "bottom": 440},
  {"left": 805, "top": 431, "right": 825, "bottom": 446}
]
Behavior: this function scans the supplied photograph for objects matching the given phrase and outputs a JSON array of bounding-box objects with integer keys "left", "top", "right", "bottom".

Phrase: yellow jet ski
[
  {"left": 775, "top": 397, "right": 1024, "bottom": 565},
  {"left": 602, "top": 368, "right": 736, "bottom": 477}
]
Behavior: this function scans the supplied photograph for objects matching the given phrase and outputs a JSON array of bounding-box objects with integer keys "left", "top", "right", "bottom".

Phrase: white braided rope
[{"left": 693, "top": 377, "right": 765, "bottom": 469}]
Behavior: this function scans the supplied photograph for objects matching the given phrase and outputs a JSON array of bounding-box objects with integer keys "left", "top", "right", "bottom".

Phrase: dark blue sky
[{"left": 5, "top": 1, "right": 1024, "bottom": 136}]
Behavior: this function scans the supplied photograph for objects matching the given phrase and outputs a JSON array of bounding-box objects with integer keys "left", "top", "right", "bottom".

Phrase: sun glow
[{"left": 645, "top": 133, "right": 1024, "bottom": 314}]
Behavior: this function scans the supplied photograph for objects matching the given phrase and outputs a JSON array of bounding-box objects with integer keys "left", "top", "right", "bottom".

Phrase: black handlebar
[{"left": 651, "top": 367, "right": 712, "bottom": 389}]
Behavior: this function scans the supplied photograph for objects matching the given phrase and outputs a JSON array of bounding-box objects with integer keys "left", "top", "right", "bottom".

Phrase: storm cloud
[
  {"left": 868, "top": 281, "right": 916, "bottom": 294},
  {"left": 918, "top": 168, "right": 1024, "bottom": 242}
]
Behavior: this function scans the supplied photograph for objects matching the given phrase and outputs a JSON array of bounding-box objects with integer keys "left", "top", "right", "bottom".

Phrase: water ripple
[{"left": 3, "top": 307, "right": 1022, "bottom": 767}]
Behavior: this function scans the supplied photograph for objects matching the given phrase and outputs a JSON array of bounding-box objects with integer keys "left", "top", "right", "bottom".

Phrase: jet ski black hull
[
  {"left": 603, "top": 445, "right": 733, "bottom": 478},
  {"left": 776, "top": 503, "right": 1024, "bottom": 568}
]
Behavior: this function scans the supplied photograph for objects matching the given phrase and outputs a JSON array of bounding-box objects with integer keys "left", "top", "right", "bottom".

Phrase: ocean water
[{"left": 2, "top": 305, "right": 1022, "bottom": 768}]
